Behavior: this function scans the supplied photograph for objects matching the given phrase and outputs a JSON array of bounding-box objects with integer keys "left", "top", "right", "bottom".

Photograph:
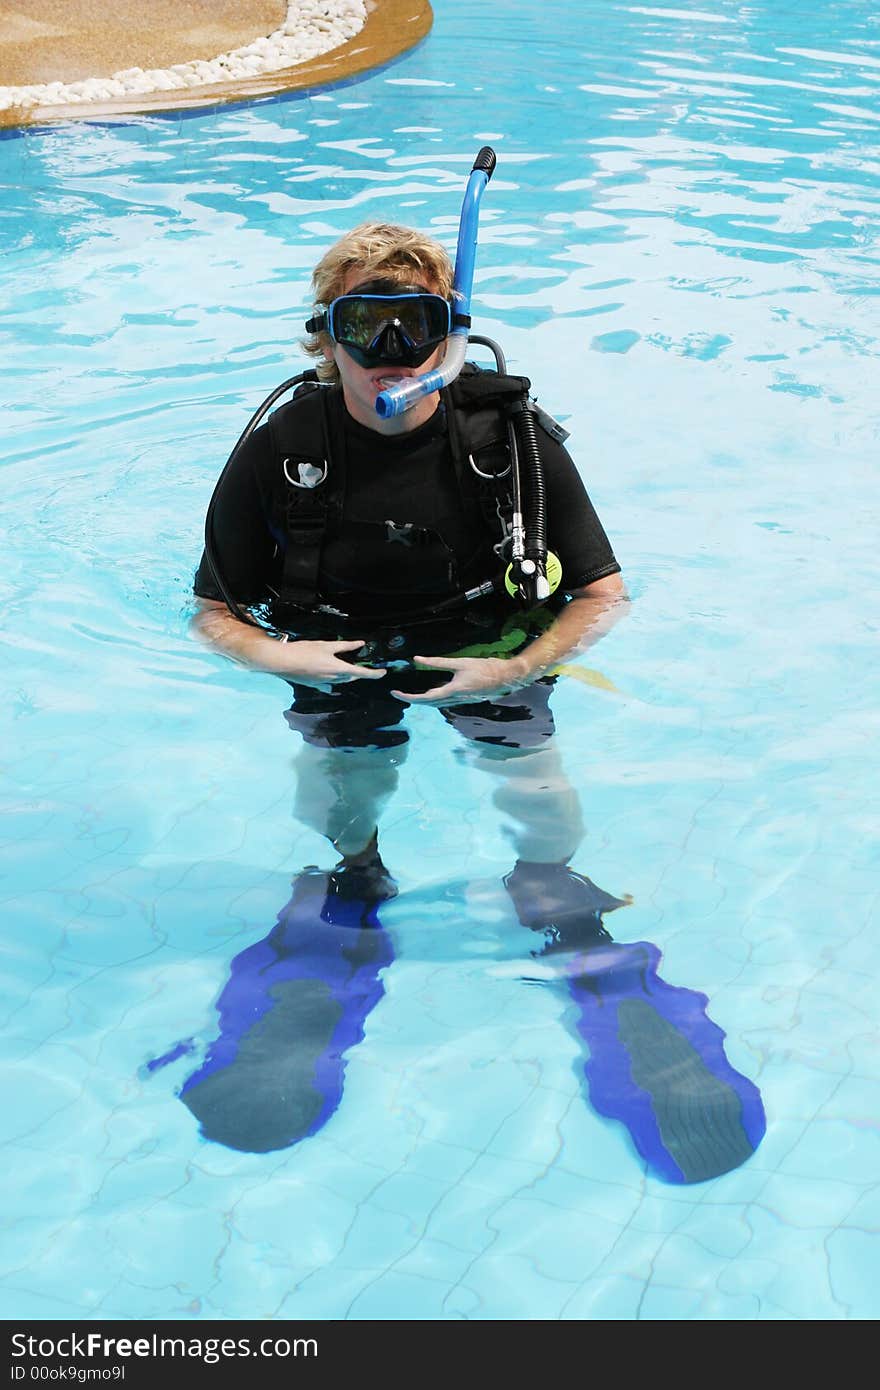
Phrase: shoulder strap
[
  {"left": 268, "top": 384, "right": 341, "bottom": 610},
  {"left": 451, "top": 361, "right": 569, "bottom": 444},
  {"left": 447, "top": 362, "right": 570, "bottom": 566},
  {"left": 451, "top": 360, "right": 532, "bottom": 405}
]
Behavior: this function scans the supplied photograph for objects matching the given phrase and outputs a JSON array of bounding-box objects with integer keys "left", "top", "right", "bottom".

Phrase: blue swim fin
[
  {"left": 177, "top": 860, "right": 395, "bottom": 1153},
  {"left": 504, "top": 861, "right": 766, "bottom": 1184}
]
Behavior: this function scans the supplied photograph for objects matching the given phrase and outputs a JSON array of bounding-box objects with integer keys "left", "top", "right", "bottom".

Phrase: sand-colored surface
[
  {"left": 0, "top": 2, "right": 287, "bottom": 86},
  {"left": 0, "top": 0, "right": 432, "bottom": 127}
]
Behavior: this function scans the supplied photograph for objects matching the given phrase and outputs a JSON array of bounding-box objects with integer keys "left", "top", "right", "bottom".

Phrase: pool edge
[{"left": 0, "top": 0, "right": 434, "bottom": 130}]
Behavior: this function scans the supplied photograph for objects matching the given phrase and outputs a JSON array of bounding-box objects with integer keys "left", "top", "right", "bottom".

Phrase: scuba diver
[{"left": 176, "top": 151, "right": 764, "bottom": 1181}]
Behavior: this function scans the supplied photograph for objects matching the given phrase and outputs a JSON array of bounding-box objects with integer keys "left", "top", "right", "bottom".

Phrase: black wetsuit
[{"left": 194, "top": 388, "right": 620, "bottom": 749}]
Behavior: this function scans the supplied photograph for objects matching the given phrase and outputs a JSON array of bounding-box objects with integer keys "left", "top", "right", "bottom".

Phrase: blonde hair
[{"left": 303, "top": 222, "right": 454, "bottom": 382}]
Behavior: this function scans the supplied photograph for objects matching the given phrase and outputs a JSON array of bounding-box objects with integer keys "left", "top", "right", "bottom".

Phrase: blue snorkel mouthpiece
[{"left": 376, "top": 147, "right": 496, "bottom": 419}]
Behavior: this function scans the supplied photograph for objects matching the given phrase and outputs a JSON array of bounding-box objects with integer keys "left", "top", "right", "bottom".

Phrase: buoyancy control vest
[{"left": 263, "top": 363, "right": 569, "bottom": 626}]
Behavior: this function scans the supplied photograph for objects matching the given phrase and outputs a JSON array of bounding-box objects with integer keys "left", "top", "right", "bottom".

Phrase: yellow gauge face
[{"left": 505, "top": 551, "right": 563, "bottom": 598}]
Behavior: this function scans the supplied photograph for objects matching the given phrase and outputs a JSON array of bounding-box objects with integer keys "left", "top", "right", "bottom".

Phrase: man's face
[{"left": 326, "top": 270, "right": 446, "bottom": 435}]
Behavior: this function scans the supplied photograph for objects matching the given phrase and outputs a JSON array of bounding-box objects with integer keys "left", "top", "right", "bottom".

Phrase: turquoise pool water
[{"left": 2, "top": 0, "right": 878, "bottom": 1320}]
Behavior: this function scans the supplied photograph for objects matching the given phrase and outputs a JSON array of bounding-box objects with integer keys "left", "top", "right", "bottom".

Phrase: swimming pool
[{"left": 2, "top": 0, "right": 878, "bottom": 1321}]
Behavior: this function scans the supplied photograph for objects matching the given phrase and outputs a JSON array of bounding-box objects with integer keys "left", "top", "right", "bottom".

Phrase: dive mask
[{"left": 305, "top": 280, "right": 452, "bottom": 368}]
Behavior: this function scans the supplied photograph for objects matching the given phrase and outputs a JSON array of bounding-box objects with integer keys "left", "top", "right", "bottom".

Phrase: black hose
[{"left": 515, "top": 400, "right": 548, "bottom": 568}]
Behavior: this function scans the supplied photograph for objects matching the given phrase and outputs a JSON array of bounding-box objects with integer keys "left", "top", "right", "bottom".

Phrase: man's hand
[
  {"left": 191, "top": 601, "right": 386, "bottom": 688},
  {"left": 275, "top": 639, "right": 387, "bottom": 691},
  {"left": 391, "top": 655, "right": 525, "bottom": 706}
]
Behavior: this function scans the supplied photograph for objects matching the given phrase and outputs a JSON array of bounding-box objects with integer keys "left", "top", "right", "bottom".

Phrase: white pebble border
[{"left": 0, "top": 0, "right": 367, "bottom": 112}]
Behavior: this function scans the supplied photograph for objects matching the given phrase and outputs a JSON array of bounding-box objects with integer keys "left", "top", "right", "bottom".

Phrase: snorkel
[
  {"left": 375, "top": 146, "right": 496, "bottom": 420},
  {"left": 375, "top": 144, "right": 557, "bottom": 605}
]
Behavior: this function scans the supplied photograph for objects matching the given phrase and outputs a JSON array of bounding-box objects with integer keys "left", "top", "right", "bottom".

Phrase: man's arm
[
  {"left": 191, "top": 598, "right": 387, "bottom": 686},
  {"left": 395, "top": 571, "right": 628, "bottom": 705},
  {"left": 507, "top": 571, "right": 627, "bottom": 680}
]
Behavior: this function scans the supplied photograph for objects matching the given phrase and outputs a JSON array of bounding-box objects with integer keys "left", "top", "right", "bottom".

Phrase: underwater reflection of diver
[
  {"left": 505, "top": 861, "right": 766, "bottom": 1184},
  {"left": 177, "top": 857, "right": 395, "bottom": 1154}
]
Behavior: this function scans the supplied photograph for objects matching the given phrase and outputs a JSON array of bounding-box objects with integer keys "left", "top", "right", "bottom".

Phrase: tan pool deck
[{"left": 0, "top": 0, "right": 433, "bottom": 126}]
